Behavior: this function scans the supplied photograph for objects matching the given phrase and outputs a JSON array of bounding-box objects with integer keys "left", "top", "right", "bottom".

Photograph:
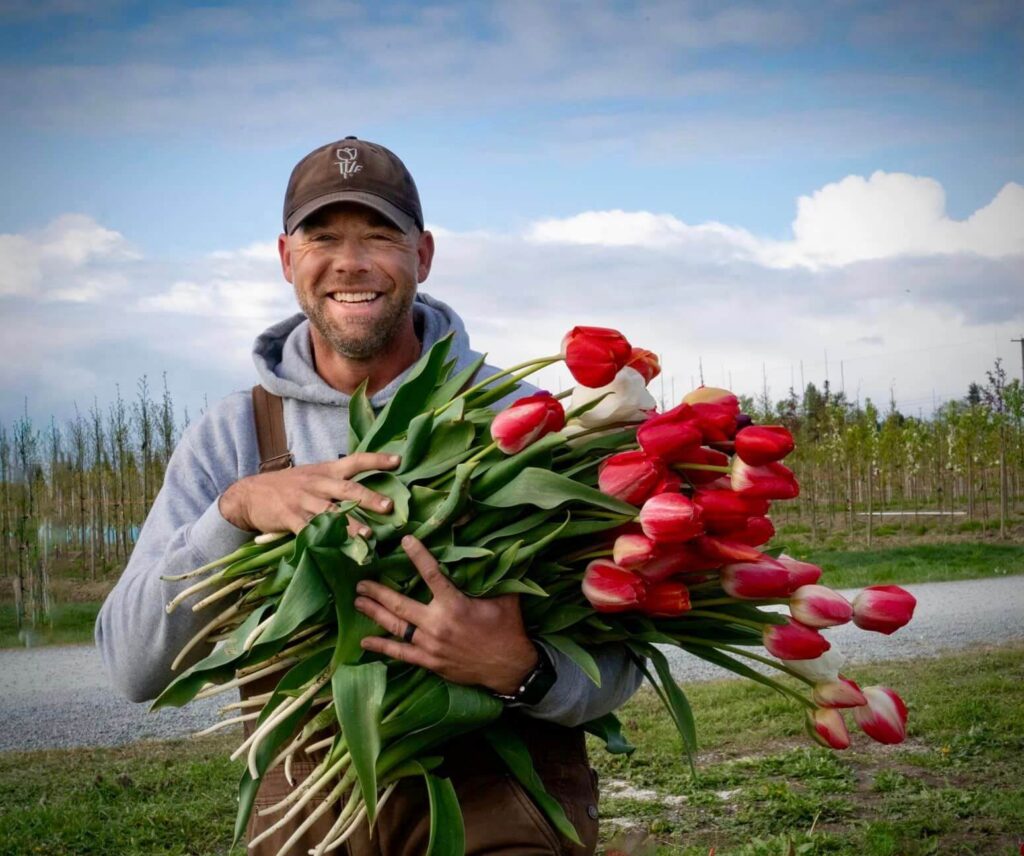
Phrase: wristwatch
[{"left": 492, "top": 642, "right": 557, "bottom": 706}]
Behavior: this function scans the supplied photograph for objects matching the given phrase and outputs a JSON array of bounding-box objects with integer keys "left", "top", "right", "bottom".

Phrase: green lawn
[{"left": 1, "top": 644, "right": 1021, "bottom": 855}]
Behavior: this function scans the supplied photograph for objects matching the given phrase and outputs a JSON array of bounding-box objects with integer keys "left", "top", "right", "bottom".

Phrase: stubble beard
[{"left": 297, "top": 284, "right": 416, "bottom": 361}]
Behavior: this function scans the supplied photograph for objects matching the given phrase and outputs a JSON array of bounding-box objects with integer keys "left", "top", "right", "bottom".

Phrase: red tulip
[
  {"left": 763, "top": 617, "right": 831, "bottom": 660},
  {"left": 639, "top": 493, "right": 704, "bottom": 543},
  {"left": 490, "top": 391, "right": 565, "bottom": 454},
  {"left": 637, "top": 403, "right": 703, "bottom": 462},
  {"left": 729, "top": 515, "right": 775, "bottom": 546},
  {"left": 690, "top": 402, "right": 739, "bottom": 443},
  {"left": 734, "top": 425, "right": 795, "bottom": 466},
  {"left": 720, "top": 558, "right": 793, "bottom": 599},
  {"left": 789, "top": 585, "right": 853, "bottom": 628},
  {"left": 625, "top": 347, "right": 661, "bottom": 384},
  {"left": 613, "top": 533, "right": 657, "bottom": 569},
  {"left": 812, "top": 676, "right": 867, "bottom": 709},
  {"left": 632, "top": 543, "right": 721, "bottom": 583},
  {"left": 650, "top": 468, "right": 684, "bottom": 496},
  {"left": 851, "top": 586, "right": 917, "bottom": 635},
  {"left": 808, "top": 708, "right": 851, "bottom": 750},
  {"left": 694, "top": 490, "right": 770, "bottom": 533},
  {"left": 731, "top": 458, "right": 800, "bottom": 500},
  {"left": 598, "top": 450, "right": 667, "bottom": 505},
  {"left": 581, "top": 560, "right": 646, "bottom": 613},
  {"left": 642, "top": 580, "right": 692, "bottom": 617},
  {"left": 852, "top": 686, "right": 908, "bottom": 744},
  {"left": 693, "top": 535, "right": 764, "bottom": 564},
  {"left": 674, "top": 446, "right": 731, "bottom": 486},
  {"left": 777, "top": 554, "right": 822, "bottom": 590},
  {"left": 562, "top": 326, "right": 632, "bottom": 388}
]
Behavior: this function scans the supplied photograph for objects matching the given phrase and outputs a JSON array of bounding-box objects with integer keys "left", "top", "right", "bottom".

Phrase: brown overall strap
[{"left": 251, "top": 385, "right": 293, "bottom": 472}]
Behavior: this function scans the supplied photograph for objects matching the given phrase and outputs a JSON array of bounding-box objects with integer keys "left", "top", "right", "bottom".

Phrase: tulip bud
[
  {"left": 613, "top": 533, "right": 657, "bottom": 569},
  {"left": 781, "top": 647, "right": 845, "bottom": 683},
  {"left": 639, "top": 493, "right": 704, "bottom": 543},
  {"left": 807, "top": 708, "right": 851, "bottom": 750},
  {"left": 682, "top": 386, "right": 738, "bottom": 408},
  {"left": 674, "top": 446, "right": 731, "bottom": 486},
  {"left": 642, "top": 580, "right": 692, "bottom": 617},
  {"left": 729, "top": 515, "right": 775, "bottom": 546},
  {"left": 694, "top": 489, "right": 770, "bottom": 533},
  {"left": 735, "top": 425, "right": 795, "bottom": 466},
  {"left": 720, "top": 558, "right": 793, "bottom": 599},
  {"left": 776, "top": 554, "right": 822, "bottom": 591},
  {"left": 571, "top": 366, "right": 658, "bottom": 428},
  {"left": 632, "top": 543, "right": 721, "bottom": 583},
  {"left": 812, "top": 675, "right": 867, "bottom": 709},
  {"left": 852, "top": 686, "right": 908, "bottom": 744},
  {"left": 489, "top": 391, "right": 566, "bottom": 455},
  {"left": 637, "top": 403, "right": 703, "bottom": 462},
  {"left": 789, "top": 584, "right": 853, "bottom": 628},
  {"left": 562, "top": 326, "right": 632, "bottom": 388},
  {"left": 763, "top": 618, "right": 831, "bottom": 660},
  {"left": 690, "top": 402, "right": 739, "bottom": 443},
  {"left": 731, "top": 458, "right": 800, "bottom": 500},
  {"left": 598, "top": 450, "right": 666, "bottom": 505},
  {"left": 851, "top": 585, "right": 917, "bottom": 635},
  {"left": 581, "top": 560, "right": 647, "bottom": 613},
  {"left": 693, "top": 535, "right": 764, "bottom": 564},
  {"left": 625, "top": 347, "right": 661, "bottom": 383}
]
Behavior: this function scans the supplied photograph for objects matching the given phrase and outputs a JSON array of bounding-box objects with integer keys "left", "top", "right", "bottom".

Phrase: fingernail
[
  {"left": 380, "top": 498, "right": 392, "bottom": 511},
  {"left": 355, "top": 582, "right": 368, "bottom": 594},
  {"left": 389, "top": 455, "right": 401, "bottom": 464},
  {"left": 401, "top": 535, "right": 413, "bottom": 547},
  {"left": 360, "top": 527, "right": 373, "bottom": 538}
]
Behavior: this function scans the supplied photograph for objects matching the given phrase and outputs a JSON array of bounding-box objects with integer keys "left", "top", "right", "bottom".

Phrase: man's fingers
[
  {"left": 312, "top": 476, "right": 394, "bottom": 516},
  {"left": 401, "top": 536, "right": 456, "bottom": 599},
  {"left": 353, "top": 595, "right": 408, "bottom": 639},
  {"left": 333, "top": 452, "right": 401, "bottom": 479},
  {"left": 355, "top": 580, "right": 431, "bottom": 626},
  {"left": 360, "top": 635, "right": 435, "bottom": 671},
  {"left": 346, "top": 516, "right": 373, "bottom": 539}
]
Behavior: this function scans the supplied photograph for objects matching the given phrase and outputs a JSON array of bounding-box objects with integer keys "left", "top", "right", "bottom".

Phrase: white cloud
[
  {"left": 0, "top": 214, "right": 138, "bottom": 300},
  {"left": 525, "top": 173, "right": 1024, "bottom": 270}
]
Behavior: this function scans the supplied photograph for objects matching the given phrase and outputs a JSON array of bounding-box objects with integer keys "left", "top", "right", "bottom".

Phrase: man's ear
[
  {"left": 278, "top": 233, "right": 293, "bottom": 283},
  {"left": 416, "top": 230, "right": 435, "bottom": 284}
]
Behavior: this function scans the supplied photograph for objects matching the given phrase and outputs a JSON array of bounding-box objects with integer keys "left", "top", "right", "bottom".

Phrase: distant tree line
[{"left": 1, "top": 362, "right": 1022, "bottom": 630}]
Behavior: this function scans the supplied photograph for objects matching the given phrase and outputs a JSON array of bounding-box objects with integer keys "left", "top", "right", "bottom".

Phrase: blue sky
[{"left": 1, "top": 0, "right": 1022, "bottom": 424}]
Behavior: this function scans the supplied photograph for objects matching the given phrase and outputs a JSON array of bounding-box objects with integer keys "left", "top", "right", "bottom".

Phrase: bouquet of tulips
[{"left": 155, "top": 326, "right": 917, "bottom": 855}]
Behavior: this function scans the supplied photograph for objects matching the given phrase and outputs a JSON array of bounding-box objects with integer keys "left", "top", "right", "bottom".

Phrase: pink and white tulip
[
  {"left": 776, "top": 554, "right": 823, "bottom": 591},
  {"left": 812, "top": 676, "right": 867, "bottom": 709},
  {"left": 851, "top": 585, "right": 917, "bottom": 635},
  {"left": 490, "top": 391, "right": 565, "bottom": 454},
  {"left": 639, "top": 493, "right": 704, "bottom": 544},
  {"left": 598, "top": 450, "right": 666, "bottom": 505},
  {"left": 808, "top": 707, "right": 851, "bottom": 750},
  {"left": 789, "top": 585, "right": 853, "bottom": 628},
  {"left": 720, "top": 558, "right": 792, "bottom": 599},
  {"left": 852, "top": 686, "right": 908, "bottom": 744},
  {"left": 581, "top": 560, "right": 646, "bottom": 613},
  {"left": 613, "top": 533, "right": 657, "bottom": 569},
  {"left": 763, "top": 617, "right": 831, "bottom": 660}
]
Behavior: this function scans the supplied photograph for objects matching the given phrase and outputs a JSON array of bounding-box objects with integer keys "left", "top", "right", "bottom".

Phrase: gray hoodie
[{"left": 96, "top": 292, "right": 642, "bottom": 725}]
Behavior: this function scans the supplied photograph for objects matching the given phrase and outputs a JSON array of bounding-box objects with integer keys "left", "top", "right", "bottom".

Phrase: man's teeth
[{"left": 330, "top": 292, "right": 379, "bottom": 303}]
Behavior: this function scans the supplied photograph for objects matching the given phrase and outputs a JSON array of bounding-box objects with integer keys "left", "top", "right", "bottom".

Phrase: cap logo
[{"left": 335, "top": 147, "right": 363, "bottom": 180}]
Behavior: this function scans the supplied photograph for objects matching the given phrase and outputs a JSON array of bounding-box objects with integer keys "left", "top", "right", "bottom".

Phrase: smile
[{"left": 329, "top": 291, "right": 381, "bottom": 304}]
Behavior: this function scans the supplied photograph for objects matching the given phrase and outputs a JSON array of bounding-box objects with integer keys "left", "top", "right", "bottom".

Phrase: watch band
[{"left": 492, "top": 642, "right": 557, "bottom": 706}]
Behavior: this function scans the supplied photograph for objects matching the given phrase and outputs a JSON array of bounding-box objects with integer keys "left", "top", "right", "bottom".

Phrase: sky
[{"left": 1, "top": 0, "right": 1022, "bottom": 426}]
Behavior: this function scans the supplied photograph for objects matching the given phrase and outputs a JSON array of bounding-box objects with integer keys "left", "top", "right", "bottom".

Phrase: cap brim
[{"left": 286, "top": 191, "right": 417, "bottom": 234}]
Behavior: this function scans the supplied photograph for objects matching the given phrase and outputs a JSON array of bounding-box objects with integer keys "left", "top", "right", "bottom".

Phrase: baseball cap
[{"left": 282, "top": 136, "right": 423, "bottom": 235}]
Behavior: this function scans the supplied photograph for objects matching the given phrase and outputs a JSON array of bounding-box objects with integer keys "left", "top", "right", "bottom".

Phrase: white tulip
[
  {"left": 569, "top": 366, "right": 657, "bottom": 429},
  {"left": 780, "top": 646, "right": 845, "bottom": 683}
]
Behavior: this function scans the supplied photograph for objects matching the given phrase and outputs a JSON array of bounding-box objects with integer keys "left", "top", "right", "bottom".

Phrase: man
[{"left": 96, "top": 138, "right": 642, "bottom": 854}]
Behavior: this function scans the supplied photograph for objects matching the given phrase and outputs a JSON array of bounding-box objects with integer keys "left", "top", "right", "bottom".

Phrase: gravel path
[{"left": 1, "top": 576, "right": 1021, "bottom": 752}]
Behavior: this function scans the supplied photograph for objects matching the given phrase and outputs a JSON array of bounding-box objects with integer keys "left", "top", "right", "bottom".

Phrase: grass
[
  {"left": 1, "top": 644, "right": 1021, "bottom": 855},
  {"left": 2, "top": 540, "right": 1022, "bottom": 648}
]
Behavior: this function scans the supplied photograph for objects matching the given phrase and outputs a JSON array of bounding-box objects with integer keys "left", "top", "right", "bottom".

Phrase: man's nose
[{"left": 329, "top": 238, "right": 372, "bottom": 274}]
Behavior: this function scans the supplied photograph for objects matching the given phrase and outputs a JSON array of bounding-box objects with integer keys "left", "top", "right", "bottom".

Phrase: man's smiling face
[{"left": 279, "top": 202, "right": 433, "bottom": 361}]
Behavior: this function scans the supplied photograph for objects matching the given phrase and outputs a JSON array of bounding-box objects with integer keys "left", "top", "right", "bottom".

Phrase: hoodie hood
[{"left": 252, "top": 291, "right": 473, "bottom": 408}]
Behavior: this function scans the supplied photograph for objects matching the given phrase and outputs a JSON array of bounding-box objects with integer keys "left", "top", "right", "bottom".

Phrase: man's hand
[
  {"left": 218, "top": 452, "right": 401, "bottom": 535},
  {"left": 355, "top": 535, "right": 540, "bottom": 696}
]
